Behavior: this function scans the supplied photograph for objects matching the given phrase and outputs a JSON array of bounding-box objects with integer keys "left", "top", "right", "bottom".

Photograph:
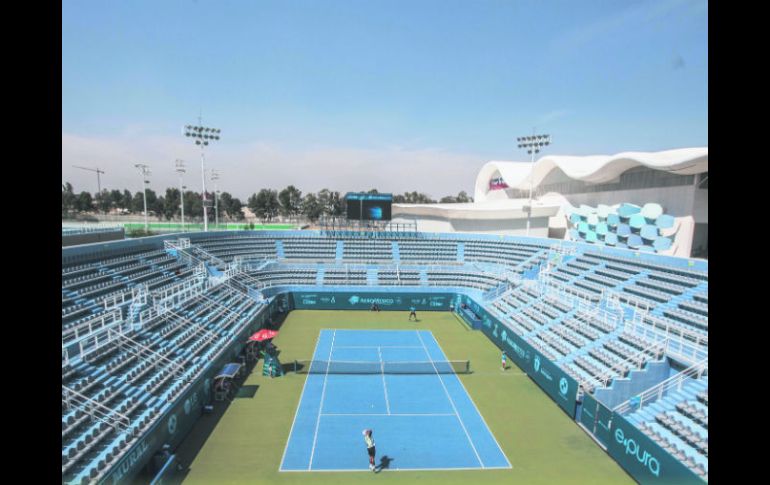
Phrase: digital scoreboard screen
[{"left": 346, "top": 193, "right": 392, "bottom": 221}]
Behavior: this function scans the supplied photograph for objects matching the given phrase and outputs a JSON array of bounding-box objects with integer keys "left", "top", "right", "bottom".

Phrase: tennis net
[{"left": 293, "top": 359, "right": 471, "bottom": 375}]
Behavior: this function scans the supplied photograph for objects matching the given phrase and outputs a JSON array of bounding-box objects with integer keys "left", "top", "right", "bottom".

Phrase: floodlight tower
[
  {"left": 516, "top": 132, "right": 551, "bottom": 236},
  {"left": 134, "top": 164, "right": 151, "bottom": 232},
  {"left": 211, "top": 169, "right": 221, "bottom": 228},
  {"left": 183, "top": 120, "right": 221, "bottom": 232},
  {"left": 175, "top": 159, "right": 186, "bottom": 230}
]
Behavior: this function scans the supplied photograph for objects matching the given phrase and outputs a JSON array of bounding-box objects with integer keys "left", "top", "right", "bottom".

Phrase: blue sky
[{"left": 62, "top": 0, "right": 707, "bottom": 199}]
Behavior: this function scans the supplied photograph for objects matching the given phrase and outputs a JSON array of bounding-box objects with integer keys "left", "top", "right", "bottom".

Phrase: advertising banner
[
  {"left": 580, "top": 392, "right": 599, "bottom": 433},
  {"left": 462, "top": 294, "right": 578, "bottom": 418},
  {"left": 579, "top": 393, "right": 613, "bottom": 447},
  {"left": 290, "top": 291, "right": 452, "bottom": 311},
  {"left": 607, "top": 413, "right": 705, "bottom": 485},
  {"left": 595, "top": 398, "right": 614, "bottom": 447}
]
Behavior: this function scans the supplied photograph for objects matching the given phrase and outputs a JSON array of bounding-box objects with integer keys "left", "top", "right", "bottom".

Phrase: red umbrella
[{"left": 249, "top": 329, "right": 278, "bottom": 342}]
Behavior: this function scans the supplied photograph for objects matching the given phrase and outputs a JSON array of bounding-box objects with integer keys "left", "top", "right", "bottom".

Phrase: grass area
[
  {"left": 177, "top": 310, "right": 633, "bottom": 485},
  {"left": 122, "top": 222, "right": 296, "bottom": 231}
]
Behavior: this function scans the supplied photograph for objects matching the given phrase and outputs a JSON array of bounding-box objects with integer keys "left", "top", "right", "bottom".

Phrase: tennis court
[{"left": 280, "top": 329, "right": 511, "bottom": 472}]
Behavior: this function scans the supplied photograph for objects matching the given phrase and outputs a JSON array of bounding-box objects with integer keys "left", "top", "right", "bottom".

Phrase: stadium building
[
  {"left": 393, "top": 147, "right": 708, "bottom": 258},
  {"left": 62, "top": 227, "right": 708, "bottom": 484}
]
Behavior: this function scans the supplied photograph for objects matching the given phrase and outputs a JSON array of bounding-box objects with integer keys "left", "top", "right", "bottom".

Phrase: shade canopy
[
  {"left": 215, "top": 363, "right": 242, "bottom": 380},
  {"left": 249, "top": 329, "right": 279, "bottom": 342}
]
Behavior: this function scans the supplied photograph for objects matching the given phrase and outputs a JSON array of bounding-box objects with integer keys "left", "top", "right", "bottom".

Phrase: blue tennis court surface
[{"left": 280, "top": 329, "right": 511, "bottom": 472}]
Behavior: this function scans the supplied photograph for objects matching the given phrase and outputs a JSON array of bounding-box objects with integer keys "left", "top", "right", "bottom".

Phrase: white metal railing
[
  {"left": 62, "top": 225, "right": 123, "bottom": 236},
  {"left": 152, "top": 278, "right": 207, "bottom": 315},
  {"left": 165, "top": 308, "right": 221, "bottom": 344},
  {"left": 151, "top": 276, "right": 206, "bottom": 303},
  {"left": 75, "top": 320, "right": 134, "bottom": 362},
  {"left": 623, "top": 313, "right": 707, "bottom": 365},
  {"left": 232, "top": 270, "right": 268, "bottom": 290},
  {"left": 188, "top": 245, "right": 227, "bottom": 268},
  {"left": 102, "top": 289, "right": 133, "bottom": 310},
  {"left": 62, "top": 385, "right": 131, "bottom": 431},
  {"left": 198, "top": 290, "right": 250, "bottom": 320},
  {"left": 613, "top": 358, "right": 708, "bottom": 415},
  {"left": 62, "top": 309, "right": 123, "bottom": 346},
  {"left": 108, "top": 328, "right": 185, "bottom": 378},
  {"left": 538, "top": 272, "right": 600, "bottom": 306},
  {"left": 483, "top": 281, "right": 511, "bottom": 301},
  {"left": 585, "top": 339, "right": 668, "bottom": 390}
]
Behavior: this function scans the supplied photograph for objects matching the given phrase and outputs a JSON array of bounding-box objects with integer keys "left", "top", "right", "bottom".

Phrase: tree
[
  {"left": 456, "top": 191, "right": 472, "bottom": 203},
  {"left": 396, "top": 191, "right": 435, "bottom": 204},
  {"left": 122, "top": 190, "right": 133, "bottom": 211},
  {"left": 188, "top": 191, "right": 203, "bottom": 220},
  {"left": 109, "top": 189, "right": 123, "bottom": 211},
  {"left": 317, "top": 189, "right": 344, "bottom": 216},
  {"left": 328, "top": 191, "right": 344, "bottom": 216},
  {"left": 75, "top": 191, "right": 93, "bottom": 212},
  {"left": 95, "top": 189, "right": 111, "bottom": 213},
  {"left": 440, "top": 191, "right": 472, "bottom": 203},
  {"left": 229, "top": 198, "right": 245, "bottom": 220},
  {"left": 62, "top": 182, "right": 76, "bottom": 216},
  {"left": 301, "top": 193, "right": 323, "bottom": 222},
  {"left": 130, "top": 189, "right": 158, "bottom": 216},
  {"left": 278, "top": 185, "right": 303, "bottom": 219},
  {"left": 152, "top": 195, "right": 166, "bottom": 220},
  {"left": 219, "top": 192, "right": 245, "bottom": 221},
  {"left": 248, "top": 189, "right": 279, "bottom": 222},
  {"left": 131, "top": 192, "right": 145, "bottom": 213},
  {"left": 317, "top": 189, "right": 331, "bottom": 215},
  {"left": 163, "top": 188, "right": 180, "bottom": 220},
  {"left": 145, "top": 189, "right": 158, "bottom": 213}
]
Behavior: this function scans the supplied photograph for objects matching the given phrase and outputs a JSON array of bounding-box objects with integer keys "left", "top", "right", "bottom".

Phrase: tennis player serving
[{"left": 363, "top": 428, "right": 376, "bottom": 471}]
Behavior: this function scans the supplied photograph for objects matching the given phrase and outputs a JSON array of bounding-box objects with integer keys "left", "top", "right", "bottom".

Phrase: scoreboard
[{"left": 346, "top": 193, "right": 392, "bottom": 221}]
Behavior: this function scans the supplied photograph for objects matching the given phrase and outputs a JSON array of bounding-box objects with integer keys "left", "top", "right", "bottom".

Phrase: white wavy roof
[
  {"left": 392, "top": 199, "right": 560, "bottom": 220},
  {"left": 474, "top": 147, "right": 708, "bottom": 202}
]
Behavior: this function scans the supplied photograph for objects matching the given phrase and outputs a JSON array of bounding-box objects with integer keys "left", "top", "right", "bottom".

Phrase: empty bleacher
[{"left": 63, "top": 230, "right": 707, "bottom": 484}]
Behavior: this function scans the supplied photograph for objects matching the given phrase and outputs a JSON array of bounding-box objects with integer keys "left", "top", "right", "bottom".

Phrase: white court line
[
  {"left": 320, "top": 413, "right": 455, "bottom": 417},
  {"left": 308, "top": 329, "right": 336, "bottom": 470},
  {"left": 427, "top": 332, "right": 513, "bottom": 469},
  {"left": 280, "top": 465, "right": 512, "bottom": 473},
  {"left": 333, "top": 345, "right": 424, "bottom": 349},
  {"left": 416, "top": 331, "right": 484, "bottom": 468},
  {"left": 377, "top": 346, "right": 391, "bottom": 415},
  {"left": 279, "top": 330, "right": 322, "bottom": 471}
]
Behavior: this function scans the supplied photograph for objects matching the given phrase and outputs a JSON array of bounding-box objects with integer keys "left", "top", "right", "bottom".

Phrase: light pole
[
  {"left": 134, "top": 164, "right": 151, "bottom": 232},
  {"left": 183, "top": 121, "right": 221, "bottom": 232},
  {"left": 211, "top": 169, "right": 221, "bottom": 229},
  {"left": 175, "top": 159, "right": 186, "bottom": 231},
  {"left": 516, "top": 132, "right": 551, "bottom": 236}
]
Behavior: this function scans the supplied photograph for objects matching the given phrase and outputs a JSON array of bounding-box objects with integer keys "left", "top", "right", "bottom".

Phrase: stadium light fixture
[
  {"left": 134, "top": 163, "right": 151, "bottom": 232},
  {"left": 182, "top": 118, "right": 221, "bottom": 232},
  {"left": 516, "top": 132, "right": 551, "bottom": 236},
  {"left": 175, "top": 159, "right": 186, "bottom": 231}
]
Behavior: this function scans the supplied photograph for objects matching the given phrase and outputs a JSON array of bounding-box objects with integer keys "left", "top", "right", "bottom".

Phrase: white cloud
[
  {"left": 62, "top": 132, "right": 487, "bottom": 200},
  {"left": 548, "top": 0, "right": 698, "bottom": 56},
  {"left": 536, "top": 109, "right": 571, "bottom": 126}
]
